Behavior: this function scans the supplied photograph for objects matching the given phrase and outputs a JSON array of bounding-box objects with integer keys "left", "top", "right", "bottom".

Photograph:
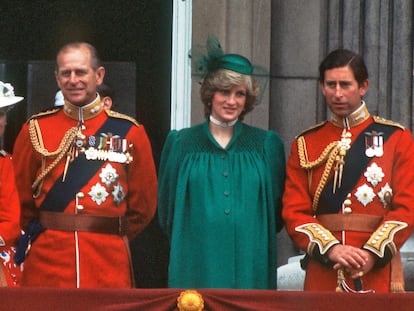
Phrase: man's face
[
  {"left": 320, "top": 65, "right": 368, "bottom": 117},
  {"left": 55, "top": 46, "right": 104, "bottom": 107}
]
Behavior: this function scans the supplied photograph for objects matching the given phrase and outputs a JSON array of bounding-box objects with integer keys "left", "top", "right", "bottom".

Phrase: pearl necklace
[{"left": 209, "top": 115, "right": 237, "bottom": 127}]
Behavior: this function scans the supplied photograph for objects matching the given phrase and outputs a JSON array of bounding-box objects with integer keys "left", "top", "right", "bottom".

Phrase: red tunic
[
  {"left": 282, "top": 114, "right": 414, "bottom": 292},
  {"left": 12, "top": 102, "right": 157, "bottom": 288},
  {"left": 0, "top": 152, "right": 22, "bottom": 286}
]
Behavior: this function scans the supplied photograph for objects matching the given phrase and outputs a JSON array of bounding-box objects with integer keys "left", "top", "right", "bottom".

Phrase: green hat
[
  {"left": 190, "top": 35, "right": 269, "bottom": 104},
  {"left": 214, "top": 54, "right": 253, "bottom": 75},
  {"left": 191, "top": 36, "right": 254, "bottom": 76}
]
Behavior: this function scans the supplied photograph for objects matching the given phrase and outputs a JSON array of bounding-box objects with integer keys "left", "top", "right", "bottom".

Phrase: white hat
[{"left": 0, "top": 81, "right": 24, "bottom": 108}]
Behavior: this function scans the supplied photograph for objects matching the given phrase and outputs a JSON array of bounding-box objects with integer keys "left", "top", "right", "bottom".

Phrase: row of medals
[
  {"left": 75, "top": 125, "right": 133, "bottom": 164},
  {"left": 62, "top": 125, "right": 132, "bottom": 182}
]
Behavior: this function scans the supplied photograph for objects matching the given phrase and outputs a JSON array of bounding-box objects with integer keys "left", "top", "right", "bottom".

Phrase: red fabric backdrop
[{"left": 0, "top": 288, "right": 413, "bottom": 311}]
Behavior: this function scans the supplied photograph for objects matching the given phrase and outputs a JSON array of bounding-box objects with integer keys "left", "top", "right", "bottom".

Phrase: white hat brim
[{"left": 0, "top": 96, "right": 24, "bottom": 108}]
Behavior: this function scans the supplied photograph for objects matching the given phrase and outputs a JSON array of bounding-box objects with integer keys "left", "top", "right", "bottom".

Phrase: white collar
[{"left": 209, "top": 115, "right": 237, "bottom": 127}]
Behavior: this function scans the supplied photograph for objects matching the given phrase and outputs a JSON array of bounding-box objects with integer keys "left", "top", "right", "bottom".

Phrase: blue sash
[
  {"left": 40, "top": 117, "right": 133, "bottom": 212},
  {"left": 316, "top": 123, "right": 397, "bottom": 215},
  {"left": 14, "top": 117, "right": 133, "bottom": 265}
]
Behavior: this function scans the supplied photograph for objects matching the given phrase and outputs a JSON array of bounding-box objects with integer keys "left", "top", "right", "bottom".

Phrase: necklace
[{"left": 209, "top": 115, "right": 237, "bottom": 127}]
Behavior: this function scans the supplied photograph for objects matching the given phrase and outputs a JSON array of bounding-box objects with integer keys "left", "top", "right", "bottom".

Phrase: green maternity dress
[{"left": 158, "top": 121, "right": 285, "bottom": 289}]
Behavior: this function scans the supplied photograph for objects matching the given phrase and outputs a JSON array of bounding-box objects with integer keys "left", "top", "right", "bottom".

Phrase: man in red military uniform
[
  {"left": 282, "top": 49, "right": 414, "bottom": 293},
  {"left": 12, "top": 42, "right": 158, "bottom": 288},
  {"left": 0, "top": 80, "right": 23, "bottom": 287}
]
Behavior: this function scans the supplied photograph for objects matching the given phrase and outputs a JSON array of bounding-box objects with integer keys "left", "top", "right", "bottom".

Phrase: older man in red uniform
[
  {"left": 13, "top": 42, "right": 157, "bottom": 288},
  {"left": 282, "top": 49, "right": 414, "bottom": 293}
]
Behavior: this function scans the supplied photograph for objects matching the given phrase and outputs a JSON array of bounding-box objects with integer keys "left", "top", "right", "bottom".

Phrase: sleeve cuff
[
  {"left": 363, "top": 221, "right": 407, "bottom": 257},
  {"left": 296, "top": 222, "right": 340, "bottom": 255}
]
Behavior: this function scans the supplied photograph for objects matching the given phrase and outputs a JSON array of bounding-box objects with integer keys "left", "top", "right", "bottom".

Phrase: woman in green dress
[{"left": 158, "top": 39, "right": 286, "bottom": 289}]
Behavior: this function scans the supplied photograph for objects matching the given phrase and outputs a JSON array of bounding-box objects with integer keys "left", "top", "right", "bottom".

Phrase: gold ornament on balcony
[{"left": 177, "top": 290, "right": 204, "bottom": 311}]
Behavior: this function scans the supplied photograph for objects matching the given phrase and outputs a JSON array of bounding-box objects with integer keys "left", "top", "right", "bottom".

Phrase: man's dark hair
[
  {"left": 319, "top": 49, "right": 368, "bottom": 86},
  {"left": 97, "top": 83, "right": 113, "bottom": 98}
]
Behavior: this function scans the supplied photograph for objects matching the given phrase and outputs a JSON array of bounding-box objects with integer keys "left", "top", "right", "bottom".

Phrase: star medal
[
  {"left": 364, "top": 162, "right": 384, "bottom": 186},
  {"left": 355, "top": 183, "right": 375, "bottom": 207}
]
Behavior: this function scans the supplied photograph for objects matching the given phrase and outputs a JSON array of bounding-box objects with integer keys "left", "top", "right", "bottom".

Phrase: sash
[
  {"left": 40, "top": 117, "right": 133, "bottom": 212},
  {"left": 15, "top": 117, "right": 133, "bottom": 265},
  {"left": 316, "top": 122, "right": 398, "bottom": 215}
]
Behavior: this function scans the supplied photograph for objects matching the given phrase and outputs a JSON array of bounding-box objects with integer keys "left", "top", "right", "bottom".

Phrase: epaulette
[
  {"left": 0, "top": 149, "right": 7, "bottom": 157},
  {"left": 373, "top": 116, "right": 405, "bottom": 130},
  {"left": 105, "top": 110, "right": 140, "bottom": 127},
  {"left": 27, "top": 108, "right": 61, "bottom": 123},
  {"left": 295, "top": 121, "right": 328, "bottom": 138}
]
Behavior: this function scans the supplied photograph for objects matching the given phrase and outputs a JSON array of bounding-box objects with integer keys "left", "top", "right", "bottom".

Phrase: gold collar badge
[{"left": 63, "top": 95, "right": 103, "bottom": 121}]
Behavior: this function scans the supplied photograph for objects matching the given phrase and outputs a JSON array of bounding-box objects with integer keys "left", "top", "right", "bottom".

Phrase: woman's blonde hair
[{"left": 199, "top": 68, "right": 259, "bottom": 121}]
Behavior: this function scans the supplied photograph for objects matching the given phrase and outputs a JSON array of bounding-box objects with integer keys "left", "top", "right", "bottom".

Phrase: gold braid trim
[
  {"left": 298, "top": 136, "right": 337, "bottom": 169},
  {"left": 297, "top": 136, "right": 339, "bottom": 211},
  {"left": 363, "top": 221, "right": 408, "bottom": 257},
  {"left": 105, "top": 110, "right": 140, "bottom": 127},
  {"left": 29, "top": 119, "right": 78, "bottom": 196},
  {"left": 296, "top": 222, "right": 340, "bottom": 254}
]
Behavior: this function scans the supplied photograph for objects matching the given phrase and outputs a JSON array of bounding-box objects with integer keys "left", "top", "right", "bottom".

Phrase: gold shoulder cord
[
  {"left": 297, "top": 136, "right": 339, "bottom": 211},
  {"left": 29, "top": 119, "right": 78, "bottom": 197},
  {"left": 105, "top": 110, "right": 140, "bottom": 127}
]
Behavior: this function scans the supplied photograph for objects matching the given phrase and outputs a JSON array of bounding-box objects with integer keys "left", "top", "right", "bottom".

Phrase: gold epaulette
[
  {"left": 296, "top": 121, "right": 327, "bottom": 138},
  {"left": 27, "top": 108, "right": 61, "bottom": 123},
  {"left": 373, "top": 116, "right": 405, "bottom": 130},
  {"left": 105, "top": 110, "right": 140, "bottom": 127}
]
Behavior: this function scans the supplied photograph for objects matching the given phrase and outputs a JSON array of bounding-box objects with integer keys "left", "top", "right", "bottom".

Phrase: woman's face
[{"left": 210, "top": 84, "right": 247, "bottom": 122}]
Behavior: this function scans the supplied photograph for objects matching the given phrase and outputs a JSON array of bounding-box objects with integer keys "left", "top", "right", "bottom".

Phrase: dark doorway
[{"left": 0, "top": 0, "right": 172, "bottom": 288}]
